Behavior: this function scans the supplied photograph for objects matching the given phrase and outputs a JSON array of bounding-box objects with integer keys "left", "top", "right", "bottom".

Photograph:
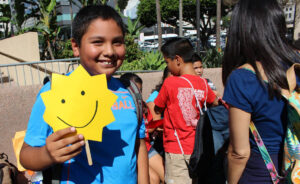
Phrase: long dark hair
[
  {"left": 222, "top": 0, "right": 300, "bottom": 97},
  {"left": 153, "top": 67, "right": 170, "bottom": 92}
]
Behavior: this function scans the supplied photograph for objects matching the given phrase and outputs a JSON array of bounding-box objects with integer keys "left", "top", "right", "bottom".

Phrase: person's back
[
  {"left": 154, "top": 38, "right": 217, "bottom": 184},
  {"left": 222, "top": 0, "right": 300, "bottom": 183}
]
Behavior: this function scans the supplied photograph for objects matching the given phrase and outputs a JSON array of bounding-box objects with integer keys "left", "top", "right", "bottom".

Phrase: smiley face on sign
[{"left": 41, "top": 65, "right": 117, "bottom": 142}]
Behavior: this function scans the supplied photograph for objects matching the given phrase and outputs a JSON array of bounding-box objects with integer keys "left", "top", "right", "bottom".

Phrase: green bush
[
  {"left": 120, "top": 51, "right": 166, "bottom": 71},
  {"left": 142, "top": 51, "right": 166, "bottom": 70},
  {"left": 124, "top": 35, "right": 144, "bottom": 62},
  {"left": 201, "top": 48, "right": 223, "bottom": 68}
]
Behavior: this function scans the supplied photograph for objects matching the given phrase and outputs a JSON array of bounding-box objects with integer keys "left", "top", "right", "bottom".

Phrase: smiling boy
[{"left": 20, "top": 5, "right": 149, "bottom": 184}]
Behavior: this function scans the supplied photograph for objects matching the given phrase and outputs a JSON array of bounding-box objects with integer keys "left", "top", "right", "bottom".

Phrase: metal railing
[
  {"left": 0, "top": 58, "right": 80, "bottom": 86},
  {"left": 0, "top": 58, "right": 162, "bottom": 86}
]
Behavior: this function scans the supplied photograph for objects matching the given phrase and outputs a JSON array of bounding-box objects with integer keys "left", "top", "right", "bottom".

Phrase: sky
[{"left": 123, "top": 0, "right": 140, "bottom": 19}]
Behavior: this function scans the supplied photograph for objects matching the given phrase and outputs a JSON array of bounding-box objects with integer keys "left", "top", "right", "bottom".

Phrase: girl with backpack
[{"left": 222, "top": 0, "right": 300, "bottom": 183}]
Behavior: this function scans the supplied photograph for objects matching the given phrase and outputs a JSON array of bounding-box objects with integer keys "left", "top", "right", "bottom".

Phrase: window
[{"left": 289, "top": 13, "right": 292, "bottom": 18}]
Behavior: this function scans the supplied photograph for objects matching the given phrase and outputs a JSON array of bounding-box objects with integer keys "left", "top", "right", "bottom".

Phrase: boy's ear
[
  {"left": 175, "top": 55, "right": 183, "bottom": 65},
  {"left": 71, "top": 38, "right": 80, "bottom": 57}
]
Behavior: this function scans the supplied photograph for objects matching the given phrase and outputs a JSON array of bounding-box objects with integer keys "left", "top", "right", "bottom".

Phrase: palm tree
[
  {"left": 179, "top": 0, "right": 183, "bottom": 37},
  {"left": 26, "top": 0, "right": 58, "bottom": 59},
  {"left": 69, "top": 0, "right": 74, "bottom": 38},
  {"left": 216, "top": 0, "right": 221, "bottom": 50},
  {"left": 156, "top": 0, "right": 162, "bottom": 50},
  {"left": 196, "top": 0, "right": 201, "bottom": 54}
]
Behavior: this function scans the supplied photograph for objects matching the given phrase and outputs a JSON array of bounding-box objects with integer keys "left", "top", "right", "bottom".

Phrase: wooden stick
[{"left": 85, "top": 140, "right": 93, "bottom": 166}]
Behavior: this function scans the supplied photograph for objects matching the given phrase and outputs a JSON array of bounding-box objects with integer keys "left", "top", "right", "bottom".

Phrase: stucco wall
[{"left": 0, "top": 32, "right": 42, "bottom": 86}]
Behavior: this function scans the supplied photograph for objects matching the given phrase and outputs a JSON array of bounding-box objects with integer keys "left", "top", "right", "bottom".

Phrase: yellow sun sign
[{"left": 41, "top": 65, "right": 117, "bottom": 142}]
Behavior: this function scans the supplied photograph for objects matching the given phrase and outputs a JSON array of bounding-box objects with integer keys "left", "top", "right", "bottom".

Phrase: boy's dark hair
[
  {"left": 161, "top": 37, "right": 194, "bottom": 63},
  {"left": 192, "top": 53, "right": 202, "bottom": 63},
  {"left": 72, "top": 5, "right": 125, "bottom": 46},
  {"left": 120, "top": 73, "right": 143, "bottom": 85}
]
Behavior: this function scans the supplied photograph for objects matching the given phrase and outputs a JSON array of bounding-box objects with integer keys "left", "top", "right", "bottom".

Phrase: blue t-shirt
[
  {"left": 24, "top": 77, "right": 145, "bottom": 184},
  {"left": 146, "top": 91, "right": 159, "bottom": 103},
  {"left": 223, "top": 68, "right": 287, "bottom": 154}
]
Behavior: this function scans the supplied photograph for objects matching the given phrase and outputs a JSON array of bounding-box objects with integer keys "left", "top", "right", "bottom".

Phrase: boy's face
[
  {"left": 164, "top": 56, "right": 180, "bottom": 76},
  {"left": 72, "top": 18, "right": 125, "bottom": 79},
  {"left": 193, "top": 60, "right": 203, "bottom": 76}
]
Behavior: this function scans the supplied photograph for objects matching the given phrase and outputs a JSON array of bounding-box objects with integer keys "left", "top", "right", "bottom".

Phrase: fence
[
  {"left": 0, "top": 58, "right": 81, "bottom": 86},
  {"left": 0, "top": 58, "right": 161, "bottom": 86}
]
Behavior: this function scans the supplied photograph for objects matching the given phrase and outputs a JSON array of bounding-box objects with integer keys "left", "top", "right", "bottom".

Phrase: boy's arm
[
  {"left": 136, "top": 139, "right": 150, "bottom": 184},
  {"left": 20, "top": 127, "right": 84, "bottom": 171},
  {"left": 147, "top": 102, "right": 162, "bottom": 121}
]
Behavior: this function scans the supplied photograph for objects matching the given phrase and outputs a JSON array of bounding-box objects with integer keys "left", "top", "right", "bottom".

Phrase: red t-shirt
[{"left": 154, "top": 74, "right": 216, "bottom": 154}]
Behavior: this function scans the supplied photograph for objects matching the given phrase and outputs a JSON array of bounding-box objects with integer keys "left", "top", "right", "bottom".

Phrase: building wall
[
  {"left": 0, "top": 32, "right": 43, "bottom": 86},
  {"left": 294, "top": 2, "right": 300, "bottom": 41},
  {"left": 284, "top": 2, "right": 296, "bottom": 25}
]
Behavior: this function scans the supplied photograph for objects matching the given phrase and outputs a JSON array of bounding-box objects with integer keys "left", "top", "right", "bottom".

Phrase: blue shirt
[
  {"left": 146, "top": 91, "right": 159, "bottom": 103},
  {"left": 24, "top": 77, "right": 145, "bottom": 184},
  {"left": 223, "top": 68, "right": 287, "bottom": 154}
]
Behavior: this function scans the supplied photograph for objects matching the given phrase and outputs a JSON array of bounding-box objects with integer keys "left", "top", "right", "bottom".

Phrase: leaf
[{"left": 46, "top": 0, "right": 56, "bottom": 13}]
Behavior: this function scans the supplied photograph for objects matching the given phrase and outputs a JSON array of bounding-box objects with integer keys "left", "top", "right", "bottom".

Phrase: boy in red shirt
[{"left": 154, "top": 38, "right": 218, "bottom": 184}]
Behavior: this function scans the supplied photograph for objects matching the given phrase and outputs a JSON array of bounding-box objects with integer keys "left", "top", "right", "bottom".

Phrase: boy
[
  {"left": 192, "top": 53, "right": 218, "bottom": 94},
  {"left": 20, "top": 5, "right": 149, "bottom": 184},
  {"left": 154, "top": 38, "right": 218, "bottom": 184}
]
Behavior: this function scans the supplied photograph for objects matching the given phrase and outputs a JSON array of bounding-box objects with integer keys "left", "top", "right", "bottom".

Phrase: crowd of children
[{"left": 18, "top": 0, "right": 300, "bottom": 183}]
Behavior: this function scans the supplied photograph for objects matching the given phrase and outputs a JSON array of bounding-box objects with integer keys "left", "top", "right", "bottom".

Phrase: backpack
[
  {"left": 42, "top": 77, "right": 144, "bottom": 184},
  {"left": 0, "top": 153, "right": 19, "bottom": 184},
  {"left": 280, "top": 64, "right": 300, "bottom": 183},
  {"left": 243, "top": 63, "right": 300, "bottom": 184},
  {"left": 171, "top": 76, "right": 229, "bottom": 183}
]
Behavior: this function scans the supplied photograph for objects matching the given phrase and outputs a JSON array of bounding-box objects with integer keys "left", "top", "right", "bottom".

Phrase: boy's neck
[{"left": 179, "top": 63, "right": 196, "bottom": 76}]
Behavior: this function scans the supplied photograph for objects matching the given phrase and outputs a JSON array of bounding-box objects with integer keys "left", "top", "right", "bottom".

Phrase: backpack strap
[
  {"left": 119, "top": 78, "right": 143, "bottom": 126},
  {"left": 240, "top": 64, "right": 283, "bottom": 183},
  {"left": 249, "top": 122, "right": 283, "bottom": 183}
]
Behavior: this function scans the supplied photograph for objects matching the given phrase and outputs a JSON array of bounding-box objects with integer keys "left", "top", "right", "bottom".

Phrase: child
[
  {"left": 120, "top": 72, "right": 143, "bottom": 92},
  {"left": 192, "top": 53, "right": 217, "bottom": 92},
  {"left": 20, "top": 5, "right": 149, "bottom": 184},
  {"left": 222, "top": 0, "right": 300, "bottom": 183},
  {"left": 120, "top": 72, "right": 165, "bottom": 184},
  {"left": 154, "top": 38, "right": 218, "bottom": 184}
]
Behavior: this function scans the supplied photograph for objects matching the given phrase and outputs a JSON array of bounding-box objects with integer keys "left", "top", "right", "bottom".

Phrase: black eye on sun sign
[
  {"left": 61, "top": 99, "right": 65, "bottom": 104},
  {"left": 81, "top": 90, "right": 85, "bottom": 96}
]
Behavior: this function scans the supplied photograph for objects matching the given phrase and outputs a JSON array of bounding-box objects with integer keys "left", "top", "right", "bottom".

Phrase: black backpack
[{"left": 188, "top": 102, "right": 229, "bottom": 184}]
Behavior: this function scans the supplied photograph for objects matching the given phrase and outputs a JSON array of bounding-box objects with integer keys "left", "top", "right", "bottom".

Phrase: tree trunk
[
  {"left": 179, "top": 0, "right": 183, "bottom": 37},
  {"left": 196, "top": 0, "right": 201, "bottom": 54},
  {"left": 47, "top": 39, "right": 55, "bottom": 60},
  {"left": 114, "top": 0, "right": 118, "bottom": 8},
  {"left": 156, "top": 0, "right": 162, "bottom": 50},
  {"left": 216, "top": 0, "right": 221, "bottom": 50},
  {"left": 69, "top": 0, "right": 74, "bottom": 38}
]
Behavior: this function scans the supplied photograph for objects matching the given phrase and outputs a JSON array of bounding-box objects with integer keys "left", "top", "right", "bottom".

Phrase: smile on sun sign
[{"left": 41, "top": 65, "right": 118, "bottom": 142}]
